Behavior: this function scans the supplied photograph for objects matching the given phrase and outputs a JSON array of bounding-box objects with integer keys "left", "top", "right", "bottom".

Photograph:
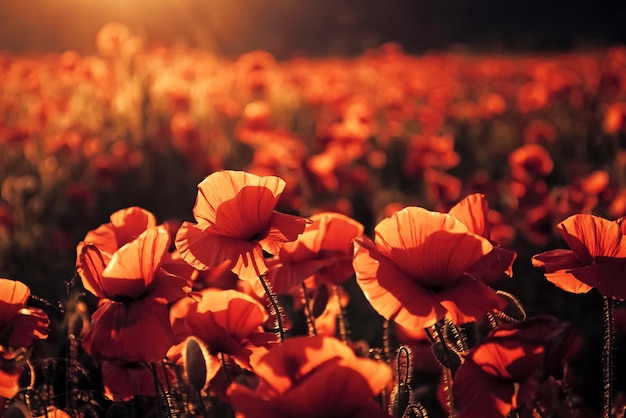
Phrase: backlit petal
[
  {"left": 558, "top": 214, "right": 626, "bottom": 261},
  {"left": 448, "top": 193, "right": 489, "bottom": 237},
  {"left": 435, "top": 275, "right": 506, "bottom": 325},
  {"left": 9, "top": 308, "right": 49, "bottom": 347},
  {"left": 353, "top": 236, "right": 446, "bottom": 330},
  {"left": 83, "top": 299, "right": 174, "bottom": 363},
  {"left": 260, "top": 211, "right": 310, "bottom": 255},
  {"left": 253, "top": 335, "right": 356, "bottom": 395},
  {"left": 109, "top": 206, "right": 157, "bottom": 246},
  {"left": 0, "top": 279, "right": 30, "bottom": 324},
  {"left": 374, "top": 207, "right": 493, "bottom": 287},
  {"left": 192, "top": 170, "right": 284, "bottom": 238},
  {"left": 532, "top": 249, "right": 592, "bottom": 294},
  {"left": 101, "top": 227, "right": 170, "bottom": 298},
  {"left": 76, "top": 244, "right": 109, "bottom": 299},
  {"left": 176, "top": 222, "right": 266, "bottom": 280}
]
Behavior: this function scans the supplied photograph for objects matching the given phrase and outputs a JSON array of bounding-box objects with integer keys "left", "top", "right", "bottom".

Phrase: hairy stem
[
  {"left": 603, "top": 296, "right": 614, "bottom": 418},
  {"left": 259, "top": 274, "right": 285, "bottom": 342},
  {"left": 301, "top": 282, "right": 317, "bottom": 336}
]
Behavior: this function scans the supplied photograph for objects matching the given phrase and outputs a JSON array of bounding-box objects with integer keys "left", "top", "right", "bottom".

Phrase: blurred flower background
[{"left": 1, "top": 1, "right": 626, "bottom": 416}]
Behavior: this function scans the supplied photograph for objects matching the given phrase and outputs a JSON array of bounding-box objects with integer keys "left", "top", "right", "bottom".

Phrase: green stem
[{"left": 603, "top": 296, "right": 614, "bottom": 418}]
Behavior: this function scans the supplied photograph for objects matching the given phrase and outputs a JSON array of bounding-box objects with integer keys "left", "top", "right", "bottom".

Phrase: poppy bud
[{"left": 182, "top": 337, "right": 210, "bottom": 392}]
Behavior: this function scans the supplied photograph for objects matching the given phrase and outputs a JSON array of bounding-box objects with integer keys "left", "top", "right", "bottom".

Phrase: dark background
[{"left": 1, "top": 0, "right": 625, "bottom": 57}]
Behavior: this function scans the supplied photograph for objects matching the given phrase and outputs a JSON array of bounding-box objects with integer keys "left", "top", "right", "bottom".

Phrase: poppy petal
[
  {"left": 448, "top": 193, "right": 489, "bottom": 237},
  {"left": 353, "top": 236, "right": 446, "bottom": 330},
  {"left": 266, "top": 259, "right": 333, "bottom": 294},
  {"left": 374, "top": 207, "right": 493, "bottom": 287},
  {"left": 101, "top": 227, "right": 170, "bottom": 298},
  {"left": 0, "top": 279, "right": 30, "bottom": 323},
  {"left": 435, "top": 275, "right": 506, "bottom": 325},
  {"left": 176, "top": 222, "right": 266, "bottom": 280},
  {"left": 259, "top": 211, "right": 310, "bottom": 255},
  {"left": 76, "top": 244, "right": 109, "bottom": 299},
  {"left": 532, "top": 249, "right": 592, "bottom": 294},
  {"left": 83, "top": 299, "right": 175, "bottom": 363},
  {"left": 193, "top": 170, "right": 285, "bottom": 237},
  {"left": 454, "top": 360, "right": 515, "bottom": 418},
  {"left": 315, "top": 212, "right": 364, "bottom": 254},
  {"left": 100, "top": 361, "right": 156, "bottom": 402},
  {"left": 558, "top": 214, "right": 625, "bottom": 261},
  {"left": 570, "top": 263, "right": 626, "bottom": 300},
  {"left": 277, "top": 357, "right": 391, "bottom": 417},
  {"left": 228, "top": 384, "right": 282, "bottom": 418},
  {"left": 253, "top": 335, "right": 357, "bottom": 395},
  {"left": 9, "top": 308, "right": 49, "bottom": 347},
  {"left": 109, "top": 206, "right": 157, "bottom": 246},
  {"left": 148, "top": 271, "right": 192, "bottom": 305}
]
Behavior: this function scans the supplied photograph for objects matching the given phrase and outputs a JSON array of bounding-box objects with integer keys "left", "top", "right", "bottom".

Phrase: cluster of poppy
[
  {"left": 2, "top": 24, "right": 626, "bottom": 292},
  {"left": 2, "top": 169, "right": 625, "bottom": 417}
]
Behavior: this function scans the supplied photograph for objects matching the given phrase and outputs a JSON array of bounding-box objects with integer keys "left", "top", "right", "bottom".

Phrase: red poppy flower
[
  {"left": 100, "top": 360, "right": 175, "bottom": 402},
  {"left": 353, "top": 207, "right": 505, "bottom": 331},
  {"left": 175, "top": 170, "right": 309, "bottom": 280},
  {"left": 78, "top": 226, "right": 191, "bottom": 363},
  {"left": 453, "top": 316, "right": 579, "bottom": 418},
  {"left": 0, "top": 279, "right": 49, "bottom": 348},
  {"left": 532, "top": 214, "right": 626, "bottom": 299},
  {"left": 227, "top": 336, "right": 392, "bottom": 418},
  {"left": 448, "top": 194, "right": 517, "bottom": 281},
  {"left": 75, "top": 206, "right": 156, "bottom": 294},
  {"left": 266, "top": 212, "right": 364, "bottom": 294},
  {"left": 168, "top": 288, "right": 276, "bottom": 376},
  {"left": 0, "top": 279, "right": 49, "bottom": 398},
  {"left": 509, "top": 144, "right": 553, "bottom": 185}
]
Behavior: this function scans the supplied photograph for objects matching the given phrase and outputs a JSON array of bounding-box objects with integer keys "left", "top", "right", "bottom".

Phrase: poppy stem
[
  {"left": 334, "top": 285, "right": 350, "bottom": 343},
  {"left": 602, "top": 296, "right": 615, "bottom": 418},
  {"left": 258, "top": 274, "right": 285, "bottom": 342},
  {"left": 532, "top": 399, "right": 548, "bottom": 418},
  {"left": 221, "top": 352, "right": 232, "bottom": 386},
  {"left": 300, "top": 282, "right": 317, "bottom": 336}
]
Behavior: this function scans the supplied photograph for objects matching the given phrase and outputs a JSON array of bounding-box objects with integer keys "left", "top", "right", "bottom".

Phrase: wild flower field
[{"left": 1, "top": 23, "right": 626, "bottom": 418}]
